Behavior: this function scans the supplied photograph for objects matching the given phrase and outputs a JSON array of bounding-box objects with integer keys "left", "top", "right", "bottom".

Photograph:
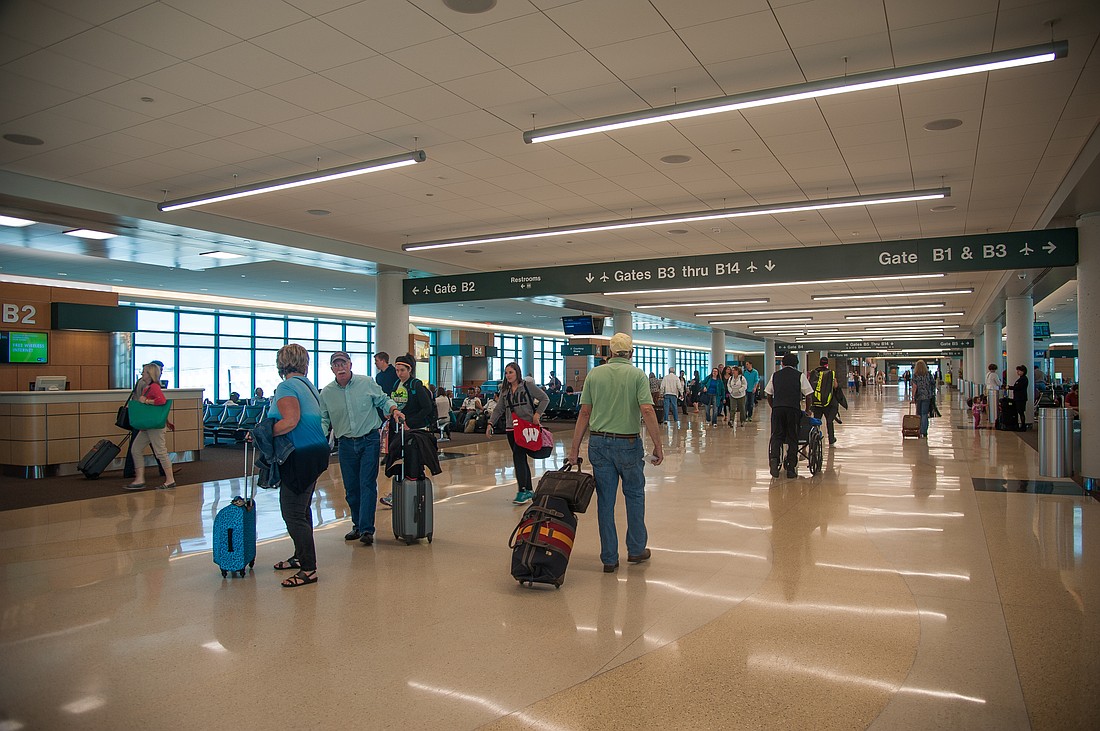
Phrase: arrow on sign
[
  {"left": 1020, "top": 243, "right": 1033, "bottom": 255},
  {"left": 747, "top": 262, "right": 757, "bottom": 272},
  {"left": 412, "top": 287, "right": 420, "bottom": 295},
  {"left": 1044, "top": 241, "right": 1057, "bottom": 253},
  {"left": 765, "top": 260, "right": 776, "bottom": 271},
  {"left": 585, "top": 273, "right": 594, "bottom": 283}
]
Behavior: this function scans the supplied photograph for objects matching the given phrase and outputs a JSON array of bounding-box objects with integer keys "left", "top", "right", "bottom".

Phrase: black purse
[{"left": 115, "top": 402, "right": 131, "bottom": 430}]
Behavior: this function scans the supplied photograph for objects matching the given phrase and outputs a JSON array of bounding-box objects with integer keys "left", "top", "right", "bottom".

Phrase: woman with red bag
[{"left": 487, "top": 362, "right": 549, "bottom": 505}]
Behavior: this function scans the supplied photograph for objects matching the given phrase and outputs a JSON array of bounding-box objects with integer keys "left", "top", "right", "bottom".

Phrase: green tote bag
[{"left": 127, "top": 399, "right": 172, "bottom": 430}]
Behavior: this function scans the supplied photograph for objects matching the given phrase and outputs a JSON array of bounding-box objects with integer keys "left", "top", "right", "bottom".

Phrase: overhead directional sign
[
  {"left": 402, "top": 228, "right": 1078, "bottom": 304},
  {"left": 782, "top": 338, "right": 975, "bottom": 352}
]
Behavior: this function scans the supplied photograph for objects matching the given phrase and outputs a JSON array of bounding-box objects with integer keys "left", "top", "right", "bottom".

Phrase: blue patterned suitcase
[{"left": 213, "top": 442, "right": 257, "bottom": 577}]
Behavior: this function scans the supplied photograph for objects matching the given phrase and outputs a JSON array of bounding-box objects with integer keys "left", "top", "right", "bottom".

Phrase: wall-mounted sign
[
  {"left": 402, "top": 228, "right": 1078, "bottom": 304},
  {"left": 1033, "top": 321, "right": 1051, "bottom": 339},
  {"left": 1, "top": 300, "right": 49, "bottom": 330},
  {"left": 1049, "top": 349, "right": 1078, "bottom": 358},
  {"left": 1034, "top": 349, "right": 1047, "bottom": 358},
  {"left": 562, "top": 344, "right": 606, "bottom": 357},
  {"left": 436, "top": 344, "right": 498, "bottom": 357},
  {"left": 782, "top": 338, "right": 974, "bottom": 352}
]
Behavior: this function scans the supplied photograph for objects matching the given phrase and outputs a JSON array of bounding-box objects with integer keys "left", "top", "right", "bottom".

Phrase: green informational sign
[
  {"left": 1049, "top": 349, "right": 1078, "bottom": 358},
  {"left": 561, "top": 344, "right": 605, "bottom": 357},
  {"left": 783, "top": 338, "right": 974, "bottom": 352},
  {"left": 402, "top": 228, "right": 1078, "bottom": 304}
]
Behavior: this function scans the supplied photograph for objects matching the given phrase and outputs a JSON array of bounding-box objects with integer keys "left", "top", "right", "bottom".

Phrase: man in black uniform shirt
[{"left": 764, "top": 353, "right": 814, "bottom": 478}]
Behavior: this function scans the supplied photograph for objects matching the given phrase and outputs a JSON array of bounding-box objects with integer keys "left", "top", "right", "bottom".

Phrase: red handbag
[{"left": 512, "top": 416, "right": 553, "bottom": 459}]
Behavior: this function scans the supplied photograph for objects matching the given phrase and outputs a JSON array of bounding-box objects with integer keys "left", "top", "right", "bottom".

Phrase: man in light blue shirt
[
  {"left": 321, "top": 351, "right": 403, "bottom": 546},
  {"left": 743, "top": 361, "right": 761, "bottom": 422}
]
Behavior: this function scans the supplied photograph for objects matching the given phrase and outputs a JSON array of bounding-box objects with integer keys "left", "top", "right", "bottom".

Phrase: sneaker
[
  {"left": 786, "top": 468, "right": 798, "bottom": 479},
  {"left": 512, "top": 490, "right": 533, "bottom": 505},
  {"left": 603, "top": 562, "right": 619, "bottom": 573},
  {"left": 344, "top": 529, "right": 361, "bottom": 541},
  {"left": 379, "top": 495, "right": 393, "bottom": 508},
  {"left": 769, "top": 464, "right": 780, "bottom": 478}
]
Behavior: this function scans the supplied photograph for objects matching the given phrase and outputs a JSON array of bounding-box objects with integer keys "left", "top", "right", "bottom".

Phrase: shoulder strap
[
  {"left": 292, "top": 376, "right": 321, "bottom": 407},
  {"left": 522, "top": 380, "right": 539, "bottom": 406}
]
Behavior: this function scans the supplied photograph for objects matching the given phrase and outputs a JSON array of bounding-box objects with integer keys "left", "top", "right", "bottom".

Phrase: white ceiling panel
[
  {"left": 136, "top": 63, "right": 251, "bottom": 105},
  {"left": 322, "top": 1, "right": 452, "bottom": 54},
  {"left": 320, "top": 56, "right": 433, "bottom": 98},
  {"left": 589, "top": 32, "right": 699, "bottom": 81},
  {"left": 380, "top": 85, "right": 478, "bottom": 120},
  {"left": 252, "top": 19, "right": 376, "bottom": 72},
  {"left": 104, "top": 2, "right": 240, "bottom": 60},
  {"left": 0, "top": 1, "right": 92, "bottom": 47},
  {"left": 462, "top": 12, "right": 580, "bottom": 66},
  {"left": 193, "top": 43, "right": 311, "bottom": 89},
  {"left": 650, "top": 0, "right": 769, "bottom": 29},
  {"left": 676, "top": 11, "right": 789, "bottom": 66},
  {"left": 3, "top": 48, "right": 127, "bottom": 96},
  {"left": 390, "top": 35, "right": 502, "bottom": 84},
  {"left": 163, "top": 0, "right": 309, "bottom": 39},
  {"left": 545, "top": 0, "right": 671, "bottom": 48},
  {"left": 267, "top": 74, "right": 368, "bottom": 112},
  {"left": 443, "top": 69, "right": 545, "bottom": 108},
  {"left": 512, "top": 51, "right": 621, "bottom": 95}
]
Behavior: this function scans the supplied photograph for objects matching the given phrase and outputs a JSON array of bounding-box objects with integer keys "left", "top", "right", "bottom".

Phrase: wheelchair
[{"left": 797, "top": 415, "right": 824, "bottom": 476}]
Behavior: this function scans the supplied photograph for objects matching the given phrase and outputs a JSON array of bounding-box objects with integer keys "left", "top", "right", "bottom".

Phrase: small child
[{"left": 971, "top": 395, "right": 985, "bottom": 429}]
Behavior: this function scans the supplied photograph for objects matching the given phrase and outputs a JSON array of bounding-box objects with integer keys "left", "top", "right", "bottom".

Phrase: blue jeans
[
  {"left": 588, "top": 435, "right": 647, "bottom": 566},
  {"left": 706, "top": 398, "right": 719, "bottom": 425},
  {"left": 745, "top": 391, "right": 756, "bottom": 418},
  {"left": 338, "top": 431, "right": 381, "bottom": 535},
  {"left": 916, "top": 398, "right": 930, "bottom": 436},
  {"left": 663, "top": 394, "right": 679, "bottom": 424}
]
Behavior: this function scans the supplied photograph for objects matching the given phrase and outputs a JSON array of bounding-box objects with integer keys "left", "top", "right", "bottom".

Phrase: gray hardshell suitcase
[{"left": 392, "top": 423, "right": 434, "bottom": 545}]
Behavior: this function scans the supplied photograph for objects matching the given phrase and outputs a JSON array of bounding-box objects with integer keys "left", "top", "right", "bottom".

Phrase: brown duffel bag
[{"left": 534, "top": 459, "right": 597, "bottom": 513}]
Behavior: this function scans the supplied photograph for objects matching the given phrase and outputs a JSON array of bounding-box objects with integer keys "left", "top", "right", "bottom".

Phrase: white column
[
  {"left": 973, "top": 332, "right": 984, "bottom": 387},
  {"left": 764, "top": 339, "right": 775, "bottom": 386},
  {"left": 376, "top": 268, "right": 409, "bottom": 362},
  {"left": 964, "top": 347, "right": 974, "bottom": 394},
  {"left": 668, "top": 348, "right": 678, "bottom": 372},
  {"left": 521, "top": 336, "right": 534, "bottom": 380},
  {"left": 710, "top": 330, "right": 725, "bottom": 370},
  {"left": 1077, "top": 213, "right": 1099, "bottom": 489},
  {"left": 613, "top": 310, "right": 632, "bottom": 337},
  {"left": 1006, "top": 295, "right": 1034, "bottom": 424},
  {"left": 984, "top": 320, "right": 1002, "bottom": 377}
]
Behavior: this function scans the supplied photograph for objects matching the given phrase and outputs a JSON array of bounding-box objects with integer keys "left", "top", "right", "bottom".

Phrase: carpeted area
[{"left": 0, "top": 420, "right": 580, "bottom": 512}]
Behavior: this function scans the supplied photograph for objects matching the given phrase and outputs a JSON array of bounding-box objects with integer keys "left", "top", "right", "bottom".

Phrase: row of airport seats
[{"left": 203, "top": 402, "right": 269, "bottom": 445}]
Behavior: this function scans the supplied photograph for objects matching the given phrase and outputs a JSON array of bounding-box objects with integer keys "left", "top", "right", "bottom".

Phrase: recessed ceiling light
[
  {"left": 200, "top": 251, "right": 244, "bottom": 259},
  {"left": 443, "top": 0, "right": 496, "bottom": 12},
  {"left": 0, "top": 215, "right": 35, "bottom": 227},
  {"left": 660, "top": 154, "right": 692, "bottom": 164},
  {"left": 63, "top": 228, "right": 115, "bottom": 240},
  {"left": 306, "top": 209, "right": 331, "bottom": 216},
  {"left": 3, "top": 133, "right": 44, "bottom": 145},
  {"left": 930, "top": 205, "right": 957, "bottom": 212},
  {"left": 425, "top": 193, "right": 434, "bottom": 197},
  {"left": 465, "top": 249, "right": 483, "bottom": 254},
  {"left": 923, "top": 118, "right": 963, "bottom": 131},
  {"left": 140, "top": 96, "right": 155, "bottom": 103},
  {"left": 667, "top": 229, "right": 689, "bottom": 235}
]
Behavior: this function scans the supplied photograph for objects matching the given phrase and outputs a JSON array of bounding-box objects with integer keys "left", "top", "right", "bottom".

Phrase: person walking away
[
  {"left": 702, "top": 367, "right": 725, "bottom": 427},
  {"left": 727, "top": 366, "right": 748, "bottom": 426},
  {"left": 688, "top": 371, "right": 701, "bottom": 414},
  {"left": 123, "top": 359, "right": 166, "bottom": 482},
  {"left": 124, "top": 361, "right": 175, "bottom": 490},
  {"left": 911, "top": 359, "right": 934, "bottom": 438},
  {"left": 678, "top": 370, "right": 688, "bottom": 416},
  {"left": 379, "top": 354, "right": 432, "bottom": 506},
  {"left": 809, "top": 357, "right": 841, "bottom": 445},
  {"left": 269, "top": 344, "right": 331, "bottom": 588},
  {"left": 568, "top": 333, "right": 664, "bottom": 574},
  {"left": 660, "top": 367, "right": 683, "bottom": 425},
  {"left": 742, "top": 362, "right": 760, "bottom": 422},
  {"left": 765, "top": 353, "right": 814, "bottom": 478},
  {"left": 320, "top": 351, "right": 404, "bottom": 547},
  {"left": 487, "top": 365, "right": 549, "bottom": 504},
  {"left": 1011, "top": 365, "right": 1030, "bottom": 429}
]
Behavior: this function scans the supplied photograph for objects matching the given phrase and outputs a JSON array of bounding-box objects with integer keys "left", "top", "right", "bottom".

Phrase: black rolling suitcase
[
  {"left": 391, "top": 423, "right": 434, "bottom": 545},
  {"left": 996, "top": 397, "right": 1019, "bottom": 431},
  {"left": 78, "top": 434, "right": 128, "bottom": 479},
  {"left": 509, "top": 495, "right": 577, "bottom": 588}
]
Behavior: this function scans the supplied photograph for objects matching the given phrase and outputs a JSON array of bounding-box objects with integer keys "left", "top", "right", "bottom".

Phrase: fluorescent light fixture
[
  {"left": 63, "top": 228, "right": 116, "bottom": 240},
  {"left": 0, "top": 215, "right": 35, "bottom": 227},
  {"left": 612, "top": 273, "right": 944, "bottom": 297},
  {"left": 524, "top": 42, "right": 1067, "bottom": 143},
  {"left": 200, "top": 251, "right": 245, "bottom": 260},
  {"left": 636, "top": 298, "right": 768, "bottom": 309},
  {"left": 1051, "top": 333, "right": 1077, "bottom": 337},
  {"left": 850, "top": 311, "right": 964, "bottom": 320},
  {"left": 403, "top": 189, "right": 948, "bottom": 252},
  {"left": 160, "top": 150, "right": 427, "bottom": 211},
  {"left": 812, "top": 288, "right": 973, "bottom": 301},
  {"left": 792, "top": 335, "right": 961, "bottom": 343},
  {"left": 704, "top": 303, "right": 946, "bottom": 318},
  {"left": 710, "top": 317, "right": 812, "bottom": 325},
  {"left": 1048, "top": 342, "right": 1074, "bottom": 347}
]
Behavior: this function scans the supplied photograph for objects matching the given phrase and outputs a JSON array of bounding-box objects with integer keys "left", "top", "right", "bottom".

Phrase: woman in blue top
[
  {"left": 270, "top": 344, "right": 330, "bottom": 588},
  {"left": 703, "top": 367, "right": 726, "bottom": 427}
]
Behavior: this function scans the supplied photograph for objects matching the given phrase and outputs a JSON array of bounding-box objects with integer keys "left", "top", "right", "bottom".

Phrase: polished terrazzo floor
[{"left": 1, "top": 387, "right": 1096, "bottom": 730}]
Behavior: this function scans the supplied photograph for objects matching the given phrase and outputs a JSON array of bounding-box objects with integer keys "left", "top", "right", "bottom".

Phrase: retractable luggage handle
[{"left": 243, "top": 437, "right": 257, "bottom": 505}]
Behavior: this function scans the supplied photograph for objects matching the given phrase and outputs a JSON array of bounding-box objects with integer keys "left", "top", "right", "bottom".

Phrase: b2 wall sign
[{"left": 402, "top": 228, "right": 1078, "bottom": 304}]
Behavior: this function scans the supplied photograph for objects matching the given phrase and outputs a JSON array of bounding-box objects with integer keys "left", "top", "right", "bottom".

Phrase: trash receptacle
[{"left": 1038, "top": 407, "right": 1074, "bottom": 478}]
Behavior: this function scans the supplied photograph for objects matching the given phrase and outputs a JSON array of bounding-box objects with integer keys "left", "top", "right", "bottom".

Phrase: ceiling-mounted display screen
[
  {"left": 0, "top": 331, "right": 48, "bottom": 363},
  {"left": 1033, "top": 321, "right": 1051, "bottom": 339},
  {"left": 562, "top": 316, "right": 605, "bottom": 336}
]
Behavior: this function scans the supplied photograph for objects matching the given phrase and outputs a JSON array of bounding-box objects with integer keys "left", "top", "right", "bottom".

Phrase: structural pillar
[
  {"left": 1005, "top": 295, "right": 1034, "bottom": 424},
  {"left": 613, "top": 310, "right": 632, "bottom": 337},
  {"left": 1077, "top": 213, "right": 1099, "bottom": 490},
  {"left": 376, "top": 268, "right": 409, "bottom": 362},
  {"left": 964, "top": 347, "right": 975, "bottom": 396},
  {"left": 984, "top": 320, "right": 1002, "bottom": 376},
  {"left": 709, "top": 330, "right": 725, "bottom": 370},
  {"left": 521, "top": 336, "right": 534, "bottom": 381},
  {"left": 764, "top": 339, "right": 775, "bottom": 387},
  {"left": 667, "top": 348, "right": 678, "bottom": 373}
]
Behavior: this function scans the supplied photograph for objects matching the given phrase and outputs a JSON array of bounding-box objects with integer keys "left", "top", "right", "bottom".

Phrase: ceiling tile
[
  {"left": 590, "top": 31, "right": 699, "bottom": 81},
  {"left": 192, "top": 42, "right": 311, "bottom": 89},
  {"left": 163, "top": 0, "right": 309, "bottom": 39},
  {"left": 321, "top": 1, "right": 452, "bottom": 54},
  {"left": 51, "top": 27, "right": 178, "bottom": 77},
  {"left": 390, "top": 35, "right": 503, "bottom": 84},
  {"left": 38, "top": 0, "right": 159, "bottom": 24},
  {"left": 889, "top": 14, "right": 996, "bottom": 66},
  {"left": 164, "top": 106, "right": 258, "bottom": 137},
  {"left": 792, "top": 32, "right": 894, "bottom": 80},
  {"left": 1, "top": 1, "right": 92, "bottom": 47},
  {"left": 627, "top": 68, "right": 725, "bottom": 108},
  {"left": 463, "top": 13, "right": 581, "bottom": 66},
  {"left": 429, "top": 109, "right": 517, "bottom": 139},
  {"left": 380, "top": 85, "right": 478, "bottom": 120},
  {"left": 211, "top": 90, "right": 310, "bottom": 125},
  {"left": 323, "top": 100, "right": 417, "bottom": 133},
  {"left": 773, "top": 0, "right": 887, "bottom": 47},
  {"left": 444, "top": 68, "right": 544, "bottom": 108},
  {"left": 0, "top": 70, "right": 78, "bottom": 123},
  {"left": 409, "top": 0, "right": 539, "bottom": 33},
  {"left": 512, "top": 51, "right": 620, "bottom": 96},
  {"left": 650, "top": 0, "right": 769, "bottom": 29},
  {"left": 4, "top": 48, "right": 127, "bottom": 95},
  {"left": 271, "top": 114, "right": 365, "bottom": 143},
  {"left": 138, "top": 63, "right": 252, "bottom": 104},
  {"left": 320, "top": 56, "right": 433, "bottom": 99},
  {"left": 253, "top": 19, "right": 376, "bottom": 72},
  {"left": 545, "top": 0, "right": 671, "bottom": 48},
  {"left": 708, "top": 51, "right": 805, "bottom": 95},
  {"left": 677, "top": 11, "right": 788, "bottom": 66},
  {"left": 104, "top": 3, "right": 238, "bottom": 60},
  {"left": 266, "top": 74, "right": 367, "bottom": 112}
]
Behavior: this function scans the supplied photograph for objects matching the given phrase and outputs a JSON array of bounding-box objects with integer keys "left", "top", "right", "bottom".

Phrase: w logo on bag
[{"left": 522, "top": 426, "right": 540, "bottom": 444}]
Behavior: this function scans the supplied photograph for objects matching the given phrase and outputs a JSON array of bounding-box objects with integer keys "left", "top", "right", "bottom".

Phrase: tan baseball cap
[{"left": 609, "top": 332, "right": 633, "bottom": 353}]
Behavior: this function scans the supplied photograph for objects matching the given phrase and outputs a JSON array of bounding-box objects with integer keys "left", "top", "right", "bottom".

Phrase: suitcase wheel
[
  {"left": 238, "top": 569, "right": 246, "bottom": 577},
  {"left": 249, "top": 560, "right": 255, "bottom": 568},
  {"left": 405, "top": 539, "right": 415, "bottom": 546},
  {"left": 394, "top": 533, "right": 400, "bottom": 542},
  {"left": 427, "top": 533, "right": 433, "bottom": 544},
  {"left": 221, "top": 570, "right": 228, "bottom": 578}
]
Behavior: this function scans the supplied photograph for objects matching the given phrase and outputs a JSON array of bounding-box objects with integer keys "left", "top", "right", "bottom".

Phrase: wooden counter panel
[
  {"left": 79, "top": 412, "right": 119, "bottom": 437},
  {"left": 47, "top": 438, "right": 80, "bottom": 464},
  {"left": 46, "top": 401, "right": 80, "bottom": 415},
  {"left": 10, "top": 440, "right": 47, "bottom": 465},
  {"left": 174, "top": 430, "right": 200, "bottom": 451},
  {"left": 0, "top": 415, "right": 9, "bottom": 439},
  {"left": 80, "top": 400, "right": 122, "bottom": 414},
  {"left": 10, "top": 415, "right": 46, "bottom": 441},
  {"left": 0, "top": 403, "right": 10, "bottom": 416},
  {"left": 0, "top": 371, "right": 16, "bottom": 391},
  {"left": 11, "top": 403, "right": 45, "bottom": 416},
  {"left": 80, "top": 366, "right": 108, "bottom": 390},
  {"left": 0, "top": 441, "right": 10, "bottom": 463},
  {"left": 172, "top": 408, "right": 199, "bottom": 431},
  {"left": 47, "top": 414, "right": 80, "bottom": 439}
]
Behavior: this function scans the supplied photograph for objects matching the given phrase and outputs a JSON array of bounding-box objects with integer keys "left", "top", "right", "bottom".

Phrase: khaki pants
[{"left": 132, "top": 428, "right": 171, "bottom": 467}]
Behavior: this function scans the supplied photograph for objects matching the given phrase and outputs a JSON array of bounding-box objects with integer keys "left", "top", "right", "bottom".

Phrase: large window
[
  {"left": 131, "top": 305, "right": 376, "bottom": 402},
  {"left": 531, "top": 336, "right": 565, "bottom": 389},
  {"left": 493, "top": 334, "right": 523, "bottom": 380},
  {"left": 633, "top": 345, "right": 666, "bottom": 379},
  {"left": 677, "top": 349, "right": 710, "bottom": 379}
]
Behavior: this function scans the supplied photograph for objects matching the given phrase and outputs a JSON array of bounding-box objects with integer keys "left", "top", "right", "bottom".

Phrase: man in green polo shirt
[
  {"left": 320, "top": 351, "right": 403, "bottom": 547},
  {"left": 568, "top": 333, "right": 664, "bottom": 574}
]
